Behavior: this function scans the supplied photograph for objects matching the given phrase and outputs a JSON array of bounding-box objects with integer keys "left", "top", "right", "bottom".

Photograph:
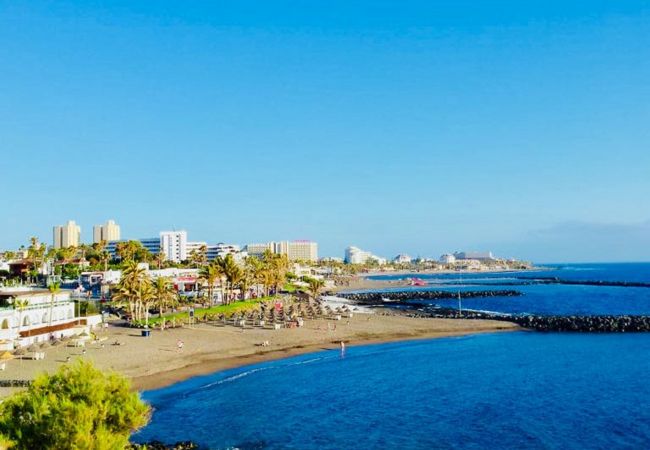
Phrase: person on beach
[{"left": 177, "top": 339, "right": 184, "bottom": 352}]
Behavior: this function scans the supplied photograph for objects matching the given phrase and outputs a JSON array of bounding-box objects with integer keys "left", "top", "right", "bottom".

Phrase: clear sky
[{"left": 1, "top": 1, "right": 649, "bottom": 262}]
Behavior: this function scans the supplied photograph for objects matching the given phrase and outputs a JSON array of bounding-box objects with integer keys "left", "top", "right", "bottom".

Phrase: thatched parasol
[{"left": 0, "top": 351, "right": 14, "bottom": 361}]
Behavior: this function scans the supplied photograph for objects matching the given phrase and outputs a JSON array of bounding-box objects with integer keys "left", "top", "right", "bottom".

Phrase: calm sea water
[
  {"left": 365, "top": 262, "right": 650, "bottom": 316},
  {"left": 135, "top": 264, "right": 650, "bottom": 449}
]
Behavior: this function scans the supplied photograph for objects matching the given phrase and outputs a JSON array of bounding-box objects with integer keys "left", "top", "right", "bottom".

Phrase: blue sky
[{"left": 1, "top": 1, "right": 649, "bottom": 262}]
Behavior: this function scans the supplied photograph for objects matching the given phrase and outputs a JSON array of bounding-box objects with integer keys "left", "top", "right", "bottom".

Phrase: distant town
[
  {"left": 0, "top": 218, "right": 531, "bottom": 354},
  {"left": 3, "top": 218, "right": 531, "bottom": 281}
]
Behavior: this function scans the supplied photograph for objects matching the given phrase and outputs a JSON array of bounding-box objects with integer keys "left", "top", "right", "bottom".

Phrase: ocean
[{"left": 134, "top": 263, "right": 650, "bottom": 449}]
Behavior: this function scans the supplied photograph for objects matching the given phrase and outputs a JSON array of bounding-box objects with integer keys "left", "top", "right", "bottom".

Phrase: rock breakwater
[{"left": 337, "top": 290, "right": 522, "bottom": 305}]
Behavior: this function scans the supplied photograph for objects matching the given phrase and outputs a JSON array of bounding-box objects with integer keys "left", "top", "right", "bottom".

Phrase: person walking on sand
[{"left": 177, "top": 339, "right": 184, "bottom": 352}]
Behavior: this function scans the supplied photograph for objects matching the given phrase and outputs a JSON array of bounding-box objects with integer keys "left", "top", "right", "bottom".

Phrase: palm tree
[
  {"left": 154, "top": 247, "right": 166, "bottom": 269},
  {"left": 15, "top": 298, "right": 29, "bottom": 344},
  {"left": 138, "top": 280, "right": 155, "bottom": 329},
  {"left": 48, "top": 282, "right": 61, "bottom": 329},
  {"left": 189, "top": 245, "right": 208, "bottom": 267},
  {"left": 152, "top": 277, "right": 175, "bottom": 320},
  {"left": 216, "top": 255, "right": 242, "bottom": 305},
  {"left": 306, "top": 277, "right": 325, "bottom": 301},
  {"left": 113, "top": 261, "right": 151, "bottom": 323},
  {"left": 199, "top": 262, "right": 223, "bottom": 306}
]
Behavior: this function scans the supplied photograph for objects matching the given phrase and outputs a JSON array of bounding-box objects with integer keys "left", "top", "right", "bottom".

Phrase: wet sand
[{"left": 0, "top": 314, "right": 519, "bottom": 397}]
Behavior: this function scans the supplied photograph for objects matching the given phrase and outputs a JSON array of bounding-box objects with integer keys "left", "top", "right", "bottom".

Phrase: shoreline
[
  {"left": 0, "top": 314, "right": 520, "bottom": 398},
  {"left": 131, "top": 326, "right": 519, "bottom": 392}
]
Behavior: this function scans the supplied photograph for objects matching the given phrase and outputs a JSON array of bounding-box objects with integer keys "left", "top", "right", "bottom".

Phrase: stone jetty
[
  {"left": 335, "top": 289, "right": 650, "bottom": 332},
  {"left": 423, "top": 308, "right": 650, "bottom": 332},
  {"left": 337, "top": 290, "right": 522, "bottom": 305}
]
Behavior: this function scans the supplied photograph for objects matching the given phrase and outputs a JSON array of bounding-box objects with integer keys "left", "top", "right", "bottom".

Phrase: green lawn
[{"left": 132, "top": 297, "right": 276, "bottom": 327}]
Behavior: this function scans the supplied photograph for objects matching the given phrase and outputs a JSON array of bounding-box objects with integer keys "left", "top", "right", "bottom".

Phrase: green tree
[
  {"left": 189, "top": 244, "right": 208, "bottom": 267},
  {"left": 14, "top": 299, "right": 29, "bottom": 343},
  {"left": 48, "top": 282, "right": 61, "bottom": 329},
  {"left": 113, "top": 261, "right": 152, "bottom": 323},
  {"left": 152, "top": 277, "right": 176, "bottom": 320},
  {"left": 305, "top": 277, "right": 325, "bottom": 301},
  {"left": 199, "top": 262, "right": 223, "bottom": 306},
  {"left": 0, "top": 360, "right": 150, "bottom": 450},
  {"left": 215, "top": 254, "right": 242, "bottom": 304}
]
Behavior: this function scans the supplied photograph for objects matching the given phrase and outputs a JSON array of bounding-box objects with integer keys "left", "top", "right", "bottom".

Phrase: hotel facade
[
  {"left": 93, "top": 220, "right": 121, "bottom": 243},
  {"left": 245, "top": 240, "right": 318, "bottom": 262},
  {"left": 0, "top": 288, "right": 81, "bottom": 350},
  {"left": 53, "top": 220, "right": 81, "bottom": 248}
]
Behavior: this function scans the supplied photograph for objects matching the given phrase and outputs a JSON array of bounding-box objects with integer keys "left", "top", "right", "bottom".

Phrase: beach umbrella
[
  {"left": 39, "top": 341, "right": 51, "bottom": 349},
  {"left": 0, "top": 351, "right": 14, "bottom": 361},
  {"left": 51, "top": 339, "right": 62, "bottom": 346},
  {"left": 13, "top": 348, "right": 26, "bottom": 356},
  {"left": 27, "top": 344, "right": 39, "bottom": 353}
]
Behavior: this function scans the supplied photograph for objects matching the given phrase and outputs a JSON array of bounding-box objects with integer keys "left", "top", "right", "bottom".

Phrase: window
[
  {"left": 1, "top": 319, "right": 8, "bottom": 329},
  {"left": 23, "top": 316, "right": 30, "bottom": 326}
]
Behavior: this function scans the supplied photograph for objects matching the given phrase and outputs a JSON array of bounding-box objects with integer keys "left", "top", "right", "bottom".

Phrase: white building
[
  {"left": 0, "top": 288, "right": 80, "bottom": 350},
  {"left": 245, "top": 242, "right": 274, "bottom": 258},
  {"left": 344, "top": 246, "right": 386, "bottom": 265},
  {"left": 106, "top": 237, "right": 161, "bottom": 259},
  {"left": 208, "top": 243, "right": 244, "bottom": 262},
  {"left": 454, "top": 251, "right": 495, "bottom": 261},
  {"left": 93, "top": 220, "right": 121, "bottom": 244},
  {"left": 439, "top": 253, "right": 456, "bottom": 264},
  {"left": 160, "top": 231, "right": 188, "bottom": 263},
  {"left": 393, "top": 254, "right": 412, "bottom": 264},
  {"left": 279, "top": 241, "right": 318, "bottom": 262},
  {"left": 186, "top": 241, "right": 207, "bottom": 257},
  {"left": 53, "top": 220, "right": 81, "bottom": 249},
  {"left": 245, "top": 241, "right": 318, "bottom": 262}
]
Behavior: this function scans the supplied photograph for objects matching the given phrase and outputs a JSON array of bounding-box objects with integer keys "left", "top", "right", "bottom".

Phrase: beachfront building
[
  {"left": 187, "top": 241, "right": 207, "bottom": 257},
  {"left": 106, "top": 237, "right": 161, "bottom": 259},
  {"left": 0, "top": 287, "right": 80, "bottom": 350},
  {"left": 439, "top": 253, "right": 456, "bottom": 264},
  {"left": 344, "top": 246, "right": 387, "bottom": 265},
  {"left": 160, "top": 231, "right": 188, "bottom": 263},
  {"left": 245, "top": 241, "right": 318, "bottom": 262},
  {"left": 208, "top": 243, "right": 245, "bottom": 262},
  {"left": 53, "top": 220, "right": 81, "bottom": 249},
  {"left": 454, "top": 251, "right": 495, "bottom": 261},
  {"left": 393, "top": 254, "right": 413, "bottom": 264},
  {"left": 245, "top": 242, "right": 274, "bottom": 258},
  {"left": 92, "top": 220, "right": 121, "bottom": 244}
]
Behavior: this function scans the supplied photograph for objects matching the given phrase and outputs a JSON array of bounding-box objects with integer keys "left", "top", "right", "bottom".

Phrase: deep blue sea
[
  {"left": 365, "top": 262, "right": 650, "bottom": 316},
  {"left": 135, "top": 263, "right": 650, "bottom": 449}
]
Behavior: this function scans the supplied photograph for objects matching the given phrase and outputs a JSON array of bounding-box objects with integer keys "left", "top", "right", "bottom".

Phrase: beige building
[
  {"left": 245, "top": 242, "right": 274, "bottom": 258},
  {"left": 53, "top": 220, "right": 81, "bottom": 249},
  {"left": 92, "top": 220, "right": 121, "bottom": 243},
  {"left": 246, "top": 240, "right": 318, "bottom": 262}
]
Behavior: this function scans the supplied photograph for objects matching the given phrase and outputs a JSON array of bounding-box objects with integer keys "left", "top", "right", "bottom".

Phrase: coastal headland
[{"left": 0, "top": 313, "right": 518, "bottom": 398}]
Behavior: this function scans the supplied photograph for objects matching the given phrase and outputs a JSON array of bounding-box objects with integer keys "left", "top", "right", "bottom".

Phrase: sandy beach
[{"left": 0, "top": 313, "right": 519, "bottom": 398}]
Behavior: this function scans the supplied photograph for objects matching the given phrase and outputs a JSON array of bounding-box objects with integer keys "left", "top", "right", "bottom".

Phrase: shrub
[{"left": 0, "top": 360, "right": 151, "bottom": 449}]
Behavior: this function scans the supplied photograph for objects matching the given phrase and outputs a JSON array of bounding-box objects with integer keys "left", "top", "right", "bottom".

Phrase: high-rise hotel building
[
  {"left": 245, "top": 240, "right": 318, "bottom": 262},
  {"left": 53, "top": 220, "right": 81, "bottom": 249},
  {"left": 92, "top": 220, "right": 121, "bottom": 243}
]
